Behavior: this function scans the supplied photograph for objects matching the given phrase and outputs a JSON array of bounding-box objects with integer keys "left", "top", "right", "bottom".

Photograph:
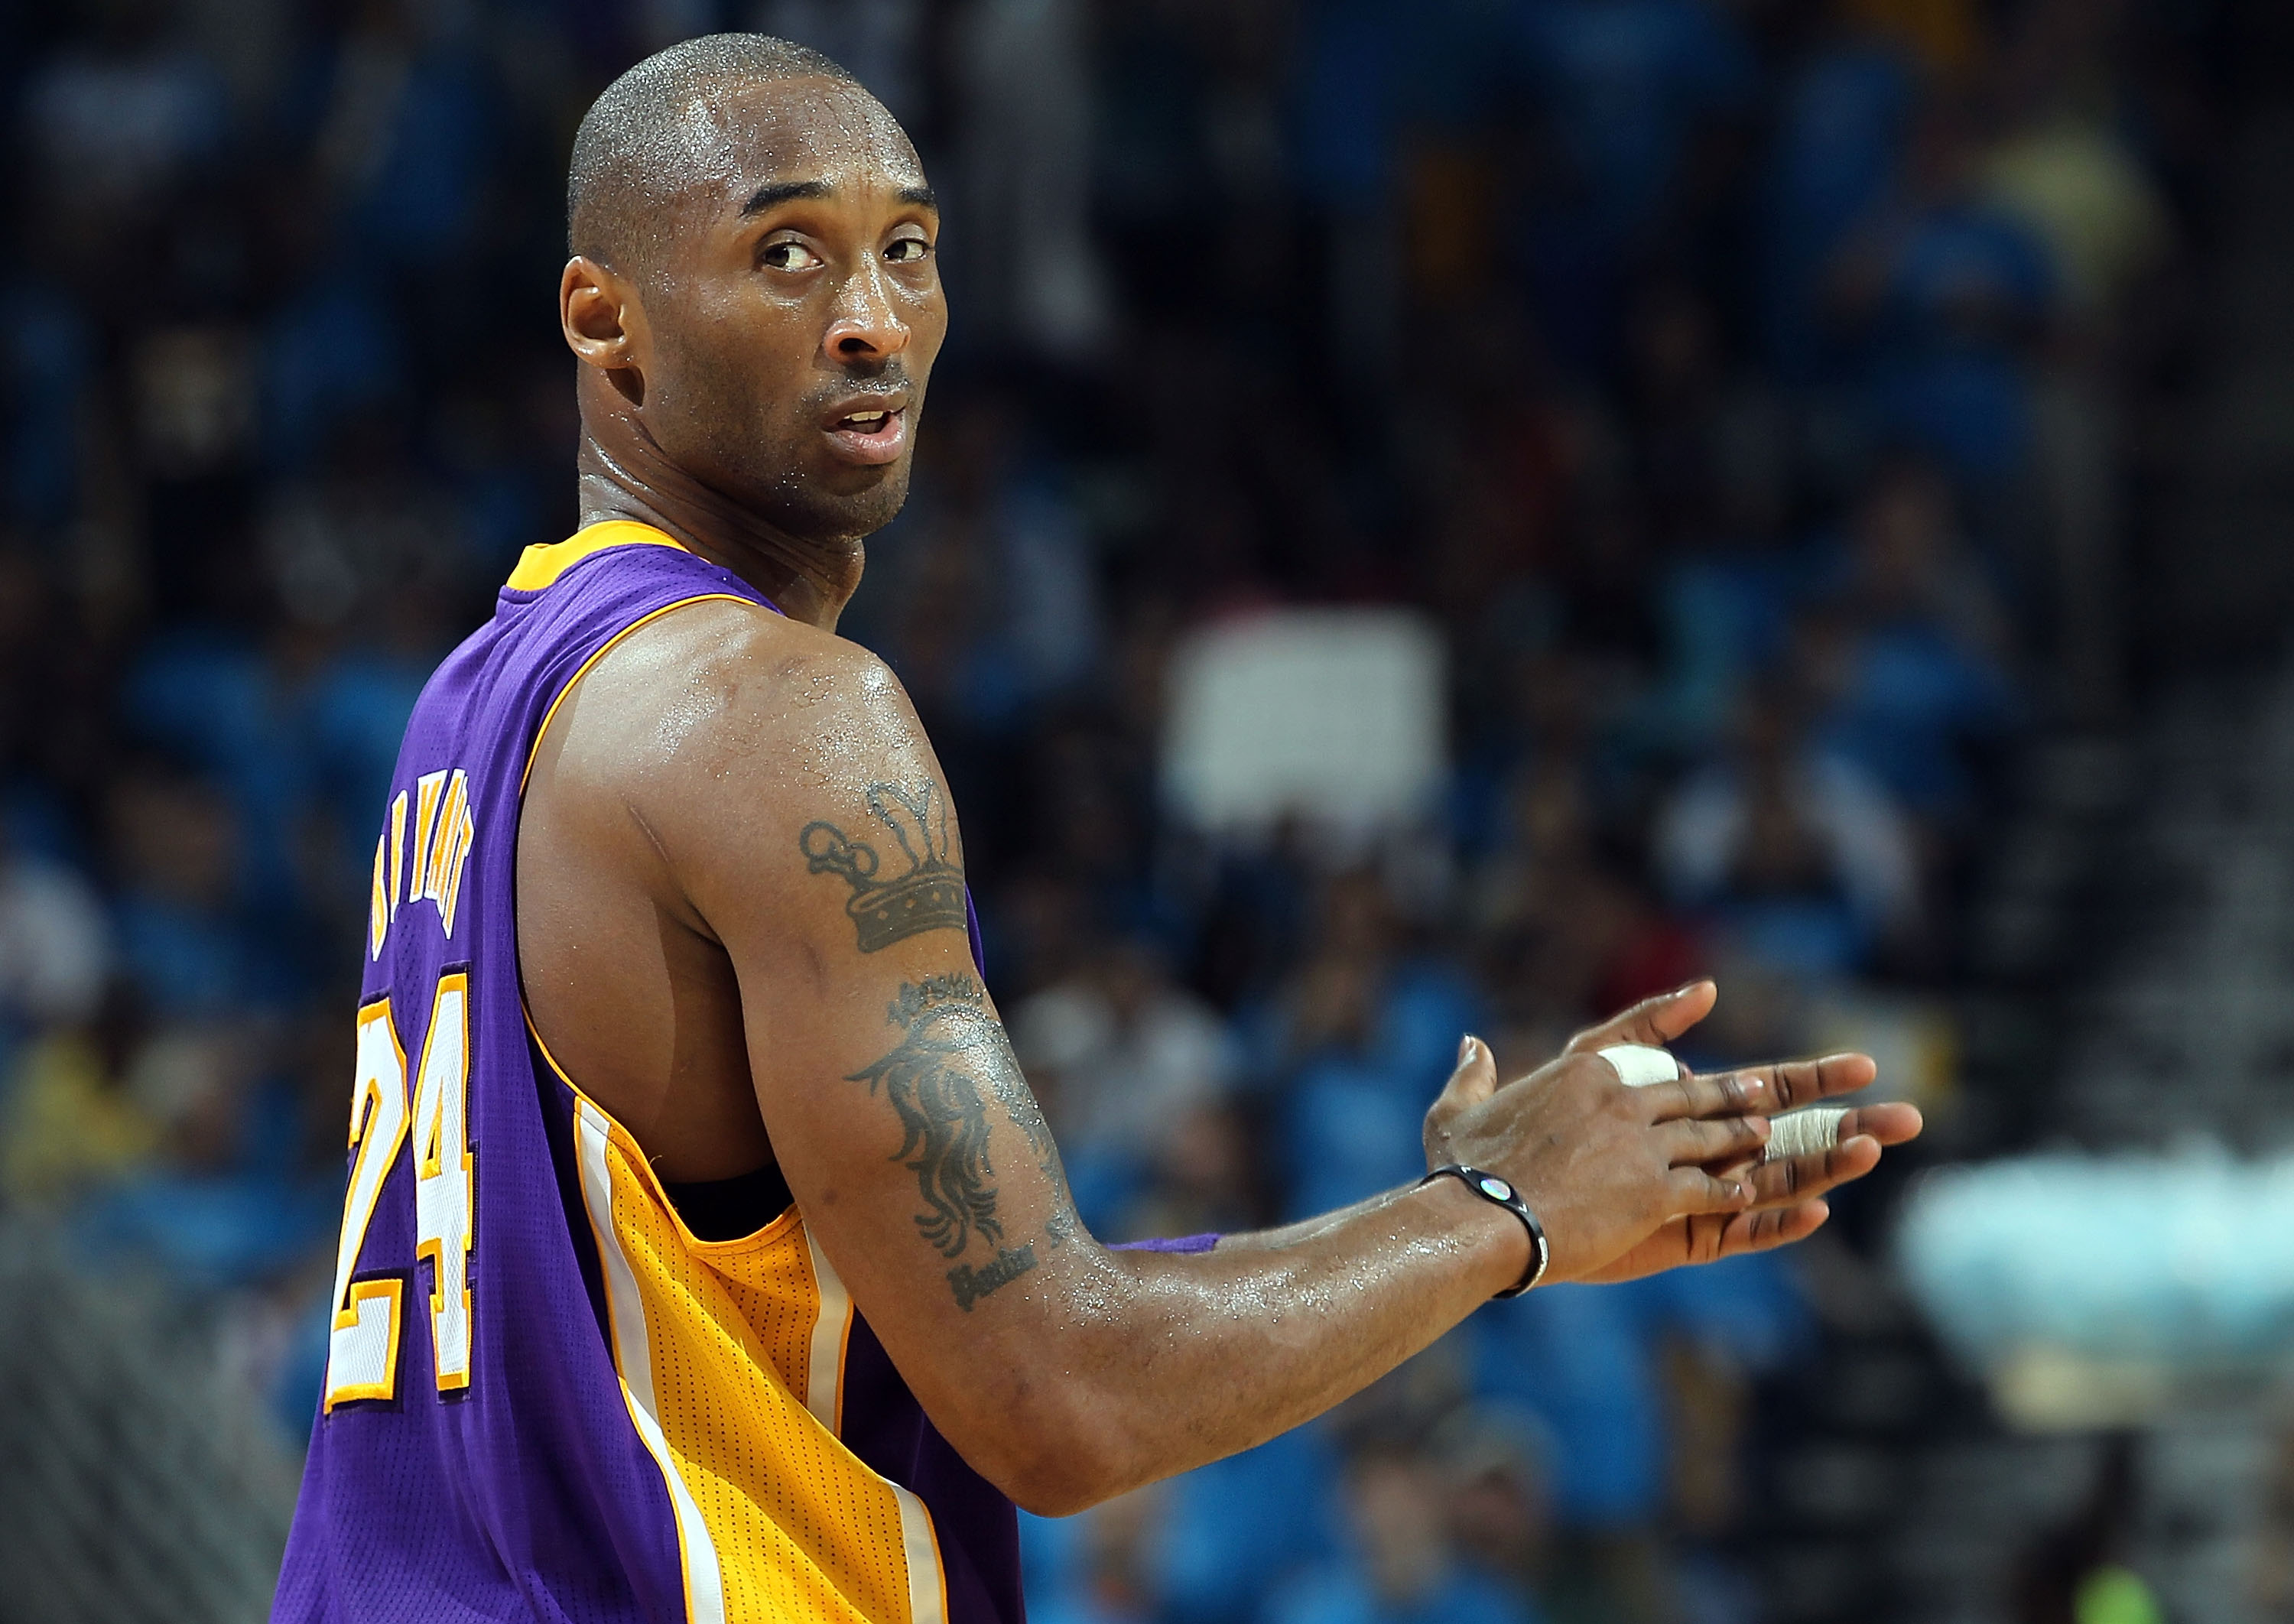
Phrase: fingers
[
  {"left": 1737, "top": 1132, "right": 1883, "bottom": 1207},
  {"left": 1688, "top": 1199, "right": 1831, "bottom": 1262},
  {"left": 1730, "top": 1052, "right": 1878, "bottom": 1112},
  {"left": 1577, "top": 1199, "right": 1833, "bottom": 1281},
  {"left": 1646, "top": 1051, "right": 1880, "bottom": 1122},
  {"left": 1703, "top": 1103, "right": 1921, "bottom": 1210},
  {"left": 1652, "top": 1113, "right": 1770, "bottom": 1168},
  {"left": 1665, "top": 1164, "right": 1754, "bottom": 1217},
  {"left": 1642, "top": 1067, "right": 1766, "bottom": 1122},
  {"left": 1566, "top": 981, "right": 1717, "bottom": 1057},
  {"left": 1838, "top": 1100, "right": 1923, "bottom": 1147}
]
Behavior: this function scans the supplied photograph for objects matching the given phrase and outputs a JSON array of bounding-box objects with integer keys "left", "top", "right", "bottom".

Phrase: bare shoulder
[
  {"left": 548, "top": 596, "right": 956, "bottom": 921},
  {"left": 559, "top": 597, "right": 933, "bottom": 794}
]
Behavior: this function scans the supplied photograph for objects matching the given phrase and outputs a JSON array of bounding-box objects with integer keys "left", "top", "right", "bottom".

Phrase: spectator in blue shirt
[
  {"left": 1268, "top": 1442, "right": 1537, "bottom": 1624},
  {"left": 1830, "top": 105, "right": 2059, "bottom": 481},
  {"left": 106, "top": 766, "right": 273, "bottom": 1022},
  {"left": 1272, "top": 869, "right": 1485, "bottom": 1218},
  {"left": 1654, "top": 677, "right": 1922, "bottom": 976},
  {"left": 1507, "top": 0, "right": 1756, "bottom": 242},
  {"left": 1802, "top": 461, "right": 2022, "bottom": 824},
  {"left": 1503, "top": 0, "right": 1756, "bottom": 372},
  {"left": 1758, "top": 35, "right": 1919, "bottom": 376}
]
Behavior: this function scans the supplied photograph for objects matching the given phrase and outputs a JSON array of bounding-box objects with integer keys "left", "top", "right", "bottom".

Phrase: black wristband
[{"left": 1422, "top": 1164, "right": 1549, "bottom": 1298}]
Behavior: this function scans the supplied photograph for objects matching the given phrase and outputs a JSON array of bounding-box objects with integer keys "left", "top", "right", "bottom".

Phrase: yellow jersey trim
[
  {"left": 574, "top": 1098, "right": 730, "bottom": 1624},
  {"left": 505, "top": 519, "right": 687, "bottom": 593}
]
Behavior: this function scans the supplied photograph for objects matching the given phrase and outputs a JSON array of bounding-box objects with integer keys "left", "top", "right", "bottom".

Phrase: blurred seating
[{"left": 0, "top": 0, "right": 2221, "bottom": 1616}]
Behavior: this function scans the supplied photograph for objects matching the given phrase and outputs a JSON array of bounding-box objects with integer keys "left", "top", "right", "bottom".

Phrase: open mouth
[{"left": 823, "top": 404, "right": 907, "bottom": 465}]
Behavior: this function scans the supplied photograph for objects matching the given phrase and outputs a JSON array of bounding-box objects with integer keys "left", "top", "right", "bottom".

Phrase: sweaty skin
[{"left": 520, "top": 73, "right": 1922, "bottom": 1515}]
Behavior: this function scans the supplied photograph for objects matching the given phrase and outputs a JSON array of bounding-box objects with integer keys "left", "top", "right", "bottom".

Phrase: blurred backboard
[{"left": 1161, "top": 609, "right": 1448, "bottom": 841}]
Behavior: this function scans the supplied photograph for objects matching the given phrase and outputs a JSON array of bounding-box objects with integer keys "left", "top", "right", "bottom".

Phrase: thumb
[{"left": 1436, "top": 1034, "right": 1500, "bottom": 1111}]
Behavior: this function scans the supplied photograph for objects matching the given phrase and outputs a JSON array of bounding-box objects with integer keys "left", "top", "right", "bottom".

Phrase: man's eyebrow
[
  {"left": 742, "top": 179, "right": 833, "bottom": 216},
  {"left": 739, "top": 179, "right": 937, "bottom": 217}
]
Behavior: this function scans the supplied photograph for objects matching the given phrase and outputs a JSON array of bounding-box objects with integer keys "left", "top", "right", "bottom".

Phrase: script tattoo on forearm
[
  {"left": 849, "top": 976, "right": 1077, "bottom": 1307},
  {"left": 801, "top": 781, "right": 968, "bottom": 952}
]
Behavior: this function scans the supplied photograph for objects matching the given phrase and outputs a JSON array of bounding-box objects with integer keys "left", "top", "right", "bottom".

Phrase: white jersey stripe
[
  {"left": 574, "top": 1100, "right": 728, "bottom": 1624},
  {"left": 890, "top": 1482, "right": 948, "bottom": 1624},
  {"left": 802, "top": 1228, "right": 853, "bottom": 1435},
  {"left": 804, "top": 1223, "right": 945, "bottom": 1624}
]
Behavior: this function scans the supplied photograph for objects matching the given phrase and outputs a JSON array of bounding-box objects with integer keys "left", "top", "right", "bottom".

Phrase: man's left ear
[{"left": 561, "top": 255, "right": 643, "bottom": 373}]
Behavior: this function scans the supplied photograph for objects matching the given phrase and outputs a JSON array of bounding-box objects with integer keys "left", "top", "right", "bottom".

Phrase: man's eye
[
  {"left": 760, "top": 240, "right": 824, "bottom": 271},
  {"left": 885, "top": 237, "right": 933, "bottom": 265}
]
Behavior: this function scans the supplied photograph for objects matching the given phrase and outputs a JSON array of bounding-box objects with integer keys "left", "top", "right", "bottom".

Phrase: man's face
[{"left": 629, "top": 76, "right": 946, "bottom": 542}]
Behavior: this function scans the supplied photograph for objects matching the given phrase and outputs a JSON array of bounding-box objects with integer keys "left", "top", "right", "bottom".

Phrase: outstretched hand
[
  {"left": 1574, "top": 1080, "right": 1922, "bottom": 1282},
  {"left": 1422, "top": 982, "right": 1924, "bottom": 1287}
]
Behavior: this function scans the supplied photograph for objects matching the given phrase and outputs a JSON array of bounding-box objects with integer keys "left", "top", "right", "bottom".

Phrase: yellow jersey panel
[{"left": 574, "top": 1097, "right": 945, "bottom": 1624}]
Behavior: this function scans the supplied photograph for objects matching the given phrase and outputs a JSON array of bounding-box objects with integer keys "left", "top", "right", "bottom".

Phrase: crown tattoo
[{"left": 801, "top": 782, "right": 968, "bottom": 953}]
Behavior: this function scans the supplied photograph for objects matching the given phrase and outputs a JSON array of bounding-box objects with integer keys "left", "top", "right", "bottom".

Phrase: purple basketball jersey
[{"left": 273, "top": 525, "right": 1023, "bottom": 1624}]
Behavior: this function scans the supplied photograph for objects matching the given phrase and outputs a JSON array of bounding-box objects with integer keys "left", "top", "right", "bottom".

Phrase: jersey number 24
[{"left": 323, "top": 968, "right": 476, "bottom": 1408}]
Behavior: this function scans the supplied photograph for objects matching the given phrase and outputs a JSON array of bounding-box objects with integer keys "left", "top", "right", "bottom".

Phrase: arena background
[{"left": 0, "top": 0, "right": 2290, "bottom": 1619}]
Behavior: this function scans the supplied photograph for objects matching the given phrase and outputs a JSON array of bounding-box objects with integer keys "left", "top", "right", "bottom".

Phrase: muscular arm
[{"left": 571, "top": 603, "right": 1894, "bottom": 1515}]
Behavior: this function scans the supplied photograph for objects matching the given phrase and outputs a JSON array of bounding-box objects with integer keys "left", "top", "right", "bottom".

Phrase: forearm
[
  {"left": 690, "top": 672, "right": 1905, "bottom": 1517},
  {"left": 970, "top": 1174, "right": 1522, "bottom": 1513},
  {"left": 1206, "top": 1187, "right": 1411, "bottom": 1252}
]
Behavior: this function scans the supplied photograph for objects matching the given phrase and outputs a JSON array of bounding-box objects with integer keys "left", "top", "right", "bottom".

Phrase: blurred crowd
[{"left": 0, "top": 0, "right": 2219, "bottom": 1620}]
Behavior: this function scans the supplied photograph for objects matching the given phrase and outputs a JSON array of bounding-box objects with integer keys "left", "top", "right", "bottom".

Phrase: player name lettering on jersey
[
  {"left": 285, "top": 532, "right": 1009, "bottom": 1624},
  {"left": 369, "top": 766, "right": 477, "bottom": 960}
]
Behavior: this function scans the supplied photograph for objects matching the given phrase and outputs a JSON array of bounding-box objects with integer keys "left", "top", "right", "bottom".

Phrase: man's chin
[{"left": 759, "top": 457, "right": 913, "bottom": 543}]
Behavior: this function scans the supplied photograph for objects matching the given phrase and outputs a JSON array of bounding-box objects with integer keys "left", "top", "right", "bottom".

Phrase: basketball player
[{"left": 272, "top": 34, "right": 1921, "bottom": 1624}]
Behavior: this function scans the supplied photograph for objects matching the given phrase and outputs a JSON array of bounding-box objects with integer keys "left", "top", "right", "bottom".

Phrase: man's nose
[{"left": 822, "top": 255, "right": 910, "bottom": 365}]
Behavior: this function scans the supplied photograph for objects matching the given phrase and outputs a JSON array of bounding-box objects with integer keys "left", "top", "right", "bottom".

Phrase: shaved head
[
  {"left": 567, "top": 33, "right": 870, "bottom": 275},
  {"left": 556, "top": 28, "right": 945, "bottom": 600}
]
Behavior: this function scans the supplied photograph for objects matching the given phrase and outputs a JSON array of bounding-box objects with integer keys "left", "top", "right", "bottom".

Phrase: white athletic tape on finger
[
  {"left": 1762, "top": 1107, "right": 1847, "bottom": 1163},
  {"left": 1601, "top": 1044, "right": 1847, "bottom": 1164},
  {"left": 1597, "top": 1044, "right": 1682, "bottom": 1089}
]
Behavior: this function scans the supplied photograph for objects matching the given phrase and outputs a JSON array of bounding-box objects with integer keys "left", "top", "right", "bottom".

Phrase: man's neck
[{"left": 574, "top": 375, "right": 859, "bottom": 630}]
